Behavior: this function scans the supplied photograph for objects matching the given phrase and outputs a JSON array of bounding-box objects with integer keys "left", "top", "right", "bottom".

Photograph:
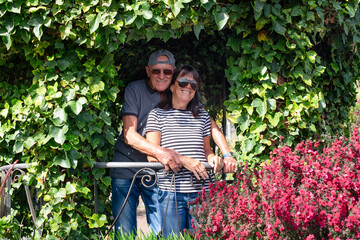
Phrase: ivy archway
[{"left": 0, "top": 0, "right": 359, "bottom": 238}]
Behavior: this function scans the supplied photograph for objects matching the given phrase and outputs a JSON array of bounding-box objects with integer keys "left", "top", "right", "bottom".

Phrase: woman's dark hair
[{"left": 158, "top": 64, "right": 201, "bottom": 117}]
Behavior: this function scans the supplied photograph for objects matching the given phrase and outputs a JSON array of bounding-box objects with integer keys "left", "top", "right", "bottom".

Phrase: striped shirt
[{"left": 145, "top": 108, "right": 214, "bottom": 193}]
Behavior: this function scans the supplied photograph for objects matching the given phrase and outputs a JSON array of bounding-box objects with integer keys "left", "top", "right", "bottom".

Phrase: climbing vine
[{"left": 0, "top": 0, "right": 359, "bottom": 238}]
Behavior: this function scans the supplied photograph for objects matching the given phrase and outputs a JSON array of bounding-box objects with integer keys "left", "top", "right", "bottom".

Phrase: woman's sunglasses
[
  {"left": 151, "top": 69, "right": 173, "bottom": 76},
  {"left": 177, "top": 78, "right": 198, "bottom": 90}
]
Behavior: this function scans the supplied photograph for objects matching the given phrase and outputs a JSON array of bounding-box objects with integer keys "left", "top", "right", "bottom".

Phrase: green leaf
[
  {"left": 141, "top": 10, "right": 153, "bottom": 20},
  {"left": 54, "top": 155, "right": 71, "bottom": 168},
  {"left": 52, "top": 107, "right": 68, "bottom": 126},
  {"left": 2, "top": 34, "right": 12, "bottom": 50},
  {"left": 266, "top": 112, "right": 282, "bottom": 127},
  {"left": 251, "top": 98, "right": 267, "bottom": 117},
  {"left": 100, "top": 111, "right": 111, "bottom": 126},
  {"left": 194, "top": 23, "right": 204, "bottom": 40},
  {"left": 244, "top": 139, "right": 256, "bottom": 153},
  {"left": 13, "top": 140, "right": 24, "bottom": 153},
  {"left": 214, "top": 10, "right": 229, "bottom": 30},
  {"left": 69, "top": 100, "right": 83, "bottom": 115},
  {"left": 55, "top": 188, "right": 66, "bottom": 199},
  {"left": 238, "top": 111, "right": 251, "bottom": 133},
  {"left": 49, "top": 125, "right": 68, "bottom": 145},
  {"left": 172, "top": 1, "right": 184, "bottom": 17},
  {"left": 93, "top": 168, "right": 105, "bottom": 180},
  {"left": 274, "top": 21, "right": 285, "bottom": 35},
  {"left": 65, "top": 182, "right": 77, "bottom": 194},
  {"left": 306, "top": 50, "right": 317, "bottom": 63},
  {"left": 24, "top": 137, "right": 36, "bottom": 149},
  {"left": 250, "top": 119, "right": 267, "bottom": 134},
  {"left": 89, "top": 13, "right": 101, "bottom": 34},
  {"left": 88, "top": 214, "right": 107, "bottom": 228}
]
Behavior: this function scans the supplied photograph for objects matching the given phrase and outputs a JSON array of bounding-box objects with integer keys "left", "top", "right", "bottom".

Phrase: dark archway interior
[{"left": 114, "top": 30, "right": 234, "bottom": 135}]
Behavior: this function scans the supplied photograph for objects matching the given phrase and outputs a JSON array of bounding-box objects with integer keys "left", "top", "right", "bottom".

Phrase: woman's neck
[{"left": 172, "top": 99, "right": 187, "bottom": 110}]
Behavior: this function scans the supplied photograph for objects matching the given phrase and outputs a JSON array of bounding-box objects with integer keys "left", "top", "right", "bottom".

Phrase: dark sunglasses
[
  {"left": 177, "top": 78, "right": 198, "bottom": 90},
  {"left": 151, "top": 69, "right": 173, "bottom": 76}
]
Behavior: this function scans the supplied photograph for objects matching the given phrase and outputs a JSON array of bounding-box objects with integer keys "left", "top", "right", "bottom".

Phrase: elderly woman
[{"left": 145, "top": 64, "right": 226, "bottom": 237}]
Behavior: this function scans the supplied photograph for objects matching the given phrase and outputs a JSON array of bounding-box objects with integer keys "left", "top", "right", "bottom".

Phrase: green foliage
[{"left": 0, "top": 0, "right": 360, "bottom": 238}]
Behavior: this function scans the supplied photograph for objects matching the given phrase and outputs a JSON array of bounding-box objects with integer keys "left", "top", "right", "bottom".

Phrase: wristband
[{"left": 223, "top": 152, "right": 234, "bottom": 158}]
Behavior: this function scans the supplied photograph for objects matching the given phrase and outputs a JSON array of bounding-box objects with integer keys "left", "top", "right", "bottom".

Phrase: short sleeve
[
  {"left": 120, "top": 83, "right": 139, "bottom": 117},
  {"left": 203, "top": 112, "right": 211, "bottom": 137},
  {"left": 145, "top": 109, "right": 161, "bottom": 133}
]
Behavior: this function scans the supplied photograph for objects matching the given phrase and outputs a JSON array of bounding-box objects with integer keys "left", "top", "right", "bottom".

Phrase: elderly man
[{"left": 110, "top": 49, "right": 237, "bottom": 239}]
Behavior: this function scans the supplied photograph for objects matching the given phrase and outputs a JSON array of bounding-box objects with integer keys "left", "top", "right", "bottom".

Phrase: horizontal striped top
[{"left": 145, "top": 108, "right": 214, "bottom": 193}]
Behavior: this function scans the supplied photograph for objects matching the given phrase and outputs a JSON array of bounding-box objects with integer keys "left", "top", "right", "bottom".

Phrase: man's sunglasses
[
  {"left": 177, "top": 78, "right": 198, "bottom": 90},
  {"left": 151, "top": 69, "right": 173, "bottom": 76}
]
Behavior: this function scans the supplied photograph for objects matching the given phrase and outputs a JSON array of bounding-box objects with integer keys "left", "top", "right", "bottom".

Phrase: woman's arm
[
  {"left": 146, "top": 131, "right": 208, "bottom": 180},
  {"left": 210, "top": 117, "right": 238, "bottom": 173},
  {"left": 203, "top": 136, "right": 223, "bottom": 174}
]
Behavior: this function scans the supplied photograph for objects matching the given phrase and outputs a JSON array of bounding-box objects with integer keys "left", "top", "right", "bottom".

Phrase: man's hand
[
  {"left": 223, "top": 156, "right": 238, "bottom": 173},
  {"left": 156, "top": 148, "right": 182, "bottom": 173},
  {"left": 181, "top": 156, "right": 208, "bottom": 180}
]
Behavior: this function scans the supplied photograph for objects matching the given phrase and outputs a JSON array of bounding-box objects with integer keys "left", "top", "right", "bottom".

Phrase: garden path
[{"left": 137, "top": 199, "right": 150, "bottom": 235}]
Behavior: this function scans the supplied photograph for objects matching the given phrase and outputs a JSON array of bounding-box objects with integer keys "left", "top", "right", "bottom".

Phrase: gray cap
[{"left": 148, "top": 49, "right": 175, "bottom": 66}]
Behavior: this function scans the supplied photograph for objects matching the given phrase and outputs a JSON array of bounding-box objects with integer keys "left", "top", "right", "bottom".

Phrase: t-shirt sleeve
[
  {"left": 120, "top": 83, "right": 139, "bottom": 117},
  {"left": 203, "top": 112, "right": 211, "bottom": 137},
  {"left": 145, "top": 109, "right": 161, "bottom": 133}
]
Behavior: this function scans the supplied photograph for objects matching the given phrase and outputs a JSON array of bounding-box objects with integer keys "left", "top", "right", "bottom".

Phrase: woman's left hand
[{"left": 208, "top": 156, "right": 223, "bottom": 174}]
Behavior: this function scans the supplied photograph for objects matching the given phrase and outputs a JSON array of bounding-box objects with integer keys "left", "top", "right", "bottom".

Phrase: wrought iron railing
[{"left": 0, "top": 161, "right": 213, "bottom": 238}]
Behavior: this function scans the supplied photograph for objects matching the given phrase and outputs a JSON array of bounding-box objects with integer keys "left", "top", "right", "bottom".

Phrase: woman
[{"left": 145, "top": 64, "right": 224, "bottom": 237}]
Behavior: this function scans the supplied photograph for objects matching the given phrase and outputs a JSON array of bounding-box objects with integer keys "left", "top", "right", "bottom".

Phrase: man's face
[{"left": 146, "top": 55, "right": 175, "bottom": 93}]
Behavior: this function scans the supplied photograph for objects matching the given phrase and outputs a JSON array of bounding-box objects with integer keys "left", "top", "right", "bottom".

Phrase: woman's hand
[
  {"left": 208, "top": 155, "right": 224, "bottom": 174},
  {"left": 223, "top": 156, "right": 238, "bottom": 173},
  {"left": 180, "top": 156, "right": 208, "bottom": 180}
]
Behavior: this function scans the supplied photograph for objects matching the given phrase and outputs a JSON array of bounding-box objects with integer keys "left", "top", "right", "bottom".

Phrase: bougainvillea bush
[{"left": 192, "top": 127, "right": 360, "bottom": 240}]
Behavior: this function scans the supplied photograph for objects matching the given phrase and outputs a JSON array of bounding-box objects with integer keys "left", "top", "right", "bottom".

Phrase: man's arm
[
  {"left": 123, "top": 115, "right": 182, "bottom": 172},
  {"left": 210, "top": 117, "right": 238, "bottom": 173},
  {"left": 146, "top": 130, "right": 208, "bottom": 180}
]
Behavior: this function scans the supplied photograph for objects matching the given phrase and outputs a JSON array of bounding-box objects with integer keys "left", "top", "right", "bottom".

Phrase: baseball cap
[{"left": 148, "top": 49, "right": 176, "bottom": 66}]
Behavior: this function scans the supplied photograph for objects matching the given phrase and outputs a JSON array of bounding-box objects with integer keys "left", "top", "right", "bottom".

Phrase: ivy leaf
[
  {"left": 194, "top": 23, "right": 204, "bottom": 40},
  {"left": 251, "top": 98, "right": 267, "bottom": 118},
  {"left": 306, "top": 51, "right": 317, "bottom": 63},
  {"left": 214, "top": 10, "right": 229, "bottom": 30},
  {"left": 250, "top": 119, "right": 267, "bottom": 134},
  {"left": 13, "top": 140, "right": 24, "bottom": 153},
  {"left": 69, "top": 99, "right": 84, "bottom": 115},
  {"left": 65, "top": 182, "right": 77, "bottom": 194},
  {"left": 89, "top": 13, "right": 101, "bottom": 34},
  {"left": 274, "top": 21, "right": 285, "bottom": 36},
  {"left": 172, "top": 1, "right": 184, "bottom": 17},
  {"left": 88, "top": 214, "right": 107, "bottom": 228},
  {"left": 52, "top": 107, "right": 68, "bottom": 126},
  {"left": 54, "top": 188, "right": 66, "bottom": 198},
  {"left": 266, "top": 112, "right": 282, "bottom": 127},
  {"left": 54, "top": 155, "right": 71, "bottom": 168},
  {"left": 100, "top": 111, "right": 111, "bottom": 126},
  {"left": 2, "top": 34, "right": 11, "bottom": 50},
  {"left": 24, "top": 137, "right": 36, "bottom": 149},
  {"left": 49, "top": 125, "right": 69, "bottom": 145},
  {"left": 238, "top": 111, "right": 251, "bottom": 133},
  {"left": 141, "top": 10, "right": 153, "bottom": 20},
  {"left": 244, "top": 139, "right": 256, "bottom": 153}
]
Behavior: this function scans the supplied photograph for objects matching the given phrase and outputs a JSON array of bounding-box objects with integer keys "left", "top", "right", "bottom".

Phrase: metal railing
[{"left": 0, "top": 161, "right": 213, "bottom": 238}]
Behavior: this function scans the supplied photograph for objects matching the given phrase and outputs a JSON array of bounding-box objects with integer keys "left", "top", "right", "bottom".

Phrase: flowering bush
[{"left": 192, "top": 127, "right": 360, "bottom": 239}]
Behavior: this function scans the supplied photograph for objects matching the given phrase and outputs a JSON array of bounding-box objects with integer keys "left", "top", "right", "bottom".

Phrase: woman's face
[{"left": 170, "top": 72, "right": 198, "bottom": 108}]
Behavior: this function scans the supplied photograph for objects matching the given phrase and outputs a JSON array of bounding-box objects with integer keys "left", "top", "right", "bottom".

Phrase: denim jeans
[
  {"left": 111, "top": 178, "right": 160, "bottom": 239},
  {"left": 158, "top": 190, "right": 199, "bottom": 238}
]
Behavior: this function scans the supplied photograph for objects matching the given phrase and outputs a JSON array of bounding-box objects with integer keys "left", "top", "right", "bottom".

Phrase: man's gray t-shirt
[{"left": 110, "top": 79, "right": 161, "bottom": 179}]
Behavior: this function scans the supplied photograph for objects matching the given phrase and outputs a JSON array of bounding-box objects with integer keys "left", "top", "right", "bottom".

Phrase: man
[{"left": 110, "top": 49, "right": 237, "bottom": 239}]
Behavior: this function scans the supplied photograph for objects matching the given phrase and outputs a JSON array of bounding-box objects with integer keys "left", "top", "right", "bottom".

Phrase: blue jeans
[
  {"left": 111, "top": 178, "right": 160, "bottom": 239},
  {"left": 158, "top": 190, "right": 199, "bottom": 238}
]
